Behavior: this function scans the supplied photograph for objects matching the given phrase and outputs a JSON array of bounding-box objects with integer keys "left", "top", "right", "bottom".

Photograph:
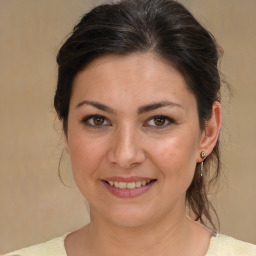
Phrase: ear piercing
[
  {"left": 200, "top": 151, "right": 206, "bottom": 159},
  {"left": 200, "top": 151, "right": 206, "bottom": 177}
]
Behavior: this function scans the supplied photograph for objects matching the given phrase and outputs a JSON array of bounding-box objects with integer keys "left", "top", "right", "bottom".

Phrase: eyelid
[
  {"left": 80, "top": 114, "right": 175, "bottom": 129},
  {"left": 81, "top": 115, "right": 111, "bottom": 127},
  {"left": 144, "top": 115, "right": 175, "bottom": 128}
]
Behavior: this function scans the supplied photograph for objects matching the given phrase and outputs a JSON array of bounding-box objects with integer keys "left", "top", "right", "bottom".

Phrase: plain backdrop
[{"left": 0, "top": 0, "right": 255, "bottom": 253}]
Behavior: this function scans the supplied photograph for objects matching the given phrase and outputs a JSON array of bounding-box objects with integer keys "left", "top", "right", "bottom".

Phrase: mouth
[
  {"left": 104, "top": 180, "right": 154, "bottom": 189},
  {"left": 101, "top": 178, "right": 157, "bottom": 198}
]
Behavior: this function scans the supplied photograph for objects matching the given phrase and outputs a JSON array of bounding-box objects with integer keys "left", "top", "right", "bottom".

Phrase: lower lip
[{"left": 102, "top": 181, "right": 156, "bottom": 198}]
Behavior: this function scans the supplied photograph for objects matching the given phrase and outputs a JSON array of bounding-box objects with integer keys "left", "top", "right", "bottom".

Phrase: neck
[{"left": 83, "top": 206, "right": 192, "bottom": 256}]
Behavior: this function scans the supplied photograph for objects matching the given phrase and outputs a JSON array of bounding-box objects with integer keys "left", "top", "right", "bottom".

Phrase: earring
[{"left": 200, "top": 151, "right": 206, "bottom": 177}]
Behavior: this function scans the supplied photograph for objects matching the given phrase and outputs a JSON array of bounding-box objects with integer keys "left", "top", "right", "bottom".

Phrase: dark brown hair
[{"left": 54, "top": 0, "right": 222, "bottom": 232}]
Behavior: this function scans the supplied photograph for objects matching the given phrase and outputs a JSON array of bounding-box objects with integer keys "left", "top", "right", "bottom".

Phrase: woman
[{"left": 5, "top": 0, "right": 255, "bottom": 255}]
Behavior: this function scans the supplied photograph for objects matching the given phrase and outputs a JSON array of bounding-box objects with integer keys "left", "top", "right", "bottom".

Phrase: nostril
[
  {"left": 130, "top": 162, "right": 140, "bottom": 167},
  {"left": 112, "top": 161, "right": 140, "bottom": 169}
]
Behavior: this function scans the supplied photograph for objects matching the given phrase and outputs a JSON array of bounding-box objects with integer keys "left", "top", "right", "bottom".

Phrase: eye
[
  {"left": 145, "top": 115, "right": 174, "bottom": 128},
  {"left": 82, "top": 115, "right": 110, "bottom": 127}
]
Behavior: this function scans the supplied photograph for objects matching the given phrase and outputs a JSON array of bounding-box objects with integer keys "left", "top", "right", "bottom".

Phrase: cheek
[
  {"left": 148, "top": 132, "right": 198, "bottom": 185},
  {"left": 67, "top": 135, "right": 107, "bottom": 180}
]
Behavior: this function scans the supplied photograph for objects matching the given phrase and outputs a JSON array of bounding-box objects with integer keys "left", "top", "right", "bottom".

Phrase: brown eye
[
  {"left": 154, "top": 116, "right": 166, "bottom": 126},
  {"left": 145, "top": 115, "right": 174, "bottom": 128},
  {"left": 93, "top": 116, "right": 105, "bottom": 125},
  {"left": 82, "top": 115, "right": 110, "bottom": 127}
]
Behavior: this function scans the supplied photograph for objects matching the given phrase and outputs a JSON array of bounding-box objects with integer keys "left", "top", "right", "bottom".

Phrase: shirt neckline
[
  {"left": 205, "top": 233, "right": 219, "bottom": 255},
  {"left": 61, "top": 232, "right": 219, "bottom": 256}
]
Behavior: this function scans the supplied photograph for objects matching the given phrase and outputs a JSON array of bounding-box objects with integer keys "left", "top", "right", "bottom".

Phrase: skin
[{"left": 65, "top": 53, "right": 222, "bottom": 256}]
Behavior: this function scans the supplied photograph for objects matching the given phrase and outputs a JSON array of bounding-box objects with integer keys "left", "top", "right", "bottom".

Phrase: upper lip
[{"left": 101, "top": 176, "right": 155, "bottom": 182}]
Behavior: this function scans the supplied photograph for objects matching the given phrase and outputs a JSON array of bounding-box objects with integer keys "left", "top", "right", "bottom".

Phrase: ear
[{"left": 197, "top": 101, "right": 222, "bottom": 162}]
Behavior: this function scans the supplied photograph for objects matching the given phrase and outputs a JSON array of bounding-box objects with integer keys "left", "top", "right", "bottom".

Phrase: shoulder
[
  {"left": 2, "top": 234, "right": 69, "bottom": 256},
  {"left": 206, "top": 234, "right": 256, "bottom": 256}
]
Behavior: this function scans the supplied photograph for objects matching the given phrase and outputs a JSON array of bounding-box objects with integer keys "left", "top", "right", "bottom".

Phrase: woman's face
[{"left": 67, "top": 53, "right": 205, "bottom": 227}]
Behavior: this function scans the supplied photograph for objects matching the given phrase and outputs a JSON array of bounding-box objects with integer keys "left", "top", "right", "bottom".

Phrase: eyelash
[
  {"left": 81, "top": 115, "right": 175, "bottom": 129},
  {"left": 81, "top": 115, "right": 111, "bottom": 128},
  {"left": 144, "top": 115, "right": 175, "bottom": 128}
]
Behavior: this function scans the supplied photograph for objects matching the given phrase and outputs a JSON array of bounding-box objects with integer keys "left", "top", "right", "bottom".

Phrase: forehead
[{"left": 71, "top": 53, "right": 195, "bottom": 110}]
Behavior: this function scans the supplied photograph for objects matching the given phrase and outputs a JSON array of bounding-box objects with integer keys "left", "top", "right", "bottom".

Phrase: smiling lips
[
  {"left": 102, "top": 177, "right": 156, "bottom": 198},
  {"left": 107, "top": 180, "right": 150, "bottom": 189}
]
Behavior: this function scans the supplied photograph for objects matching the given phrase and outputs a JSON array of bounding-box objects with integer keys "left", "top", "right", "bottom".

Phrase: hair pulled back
[{"left": 55, "top": 0, "right": 222, "bottom": 232}]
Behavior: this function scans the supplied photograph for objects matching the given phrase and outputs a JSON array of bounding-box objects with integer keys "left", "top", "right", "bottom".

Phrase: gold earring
[{"left": 200, "top": 151, "right": 206, "bottom": 177}]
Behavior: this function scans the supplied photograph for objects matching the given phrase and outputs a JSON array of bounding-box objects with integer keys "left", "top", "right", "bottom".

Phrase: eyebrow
[
  {"left": 76, "top": 100, "right": 114, "bottom": 113},
  {"left": 75, "top": 100, "right": 183, "bottom": 114},
  {"left": 138, "top": 101, "right": 183, "bottom": 114}
]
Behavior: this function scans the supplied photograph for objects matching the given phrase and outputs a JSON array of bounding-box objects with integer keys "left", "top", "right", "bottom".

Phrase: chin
[{"left": 92, "top": 203, "right": 154, "bottom": 228}]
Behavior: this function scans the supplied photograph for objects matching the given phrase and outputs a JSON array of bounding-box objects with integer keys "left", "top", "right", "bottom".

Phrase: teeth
[
  {"left": 107, "top": 180, "right": 151, "bottom": 189},
  {"left": 127, "top": 182, "right": 136, "bottom": 189},
  {"left": 135, "top": 181, "right": 142, "bottom": 188},
  {"left": 119, "top": 182, "right": 126, "bottom": 189}
]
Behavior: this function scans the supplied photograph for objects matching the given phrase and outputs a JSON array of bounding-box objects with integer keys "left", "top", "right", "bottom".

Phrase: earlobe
[{"left": 197, "top": 101, "right": 222, "bottom": 161}]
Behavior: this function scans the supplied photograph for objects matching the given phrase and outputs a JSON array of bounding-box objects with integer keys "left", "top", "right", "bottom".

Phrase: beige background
[{"left": 0, "top": 0, "right": 255, "bottom": 253}]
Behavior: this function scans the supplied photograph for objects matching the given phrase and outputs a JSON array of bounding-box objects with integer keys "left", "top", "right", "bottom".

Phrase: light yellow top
[{"left": 3, "top": 233, "right": 256, "bottom": 256}]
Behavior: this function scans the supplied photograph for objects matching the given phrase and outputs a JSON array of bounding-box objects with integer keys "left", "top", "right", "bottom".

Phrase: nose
[{"left": 107, "top": 124, "right": 146, "bottom": 169}]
